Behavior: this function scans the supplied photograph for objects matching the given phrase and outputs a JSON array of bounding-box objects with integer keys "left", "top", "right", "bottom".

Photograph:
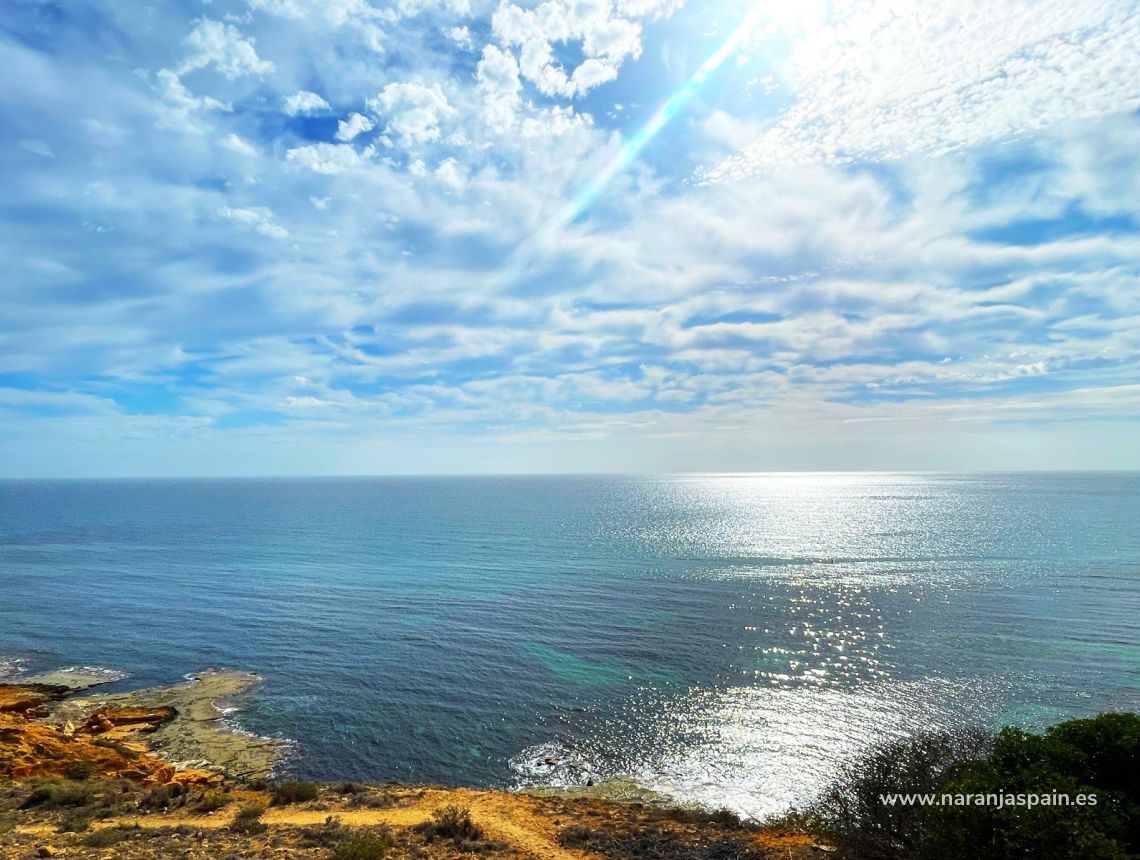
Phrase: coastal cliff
[{"left": 0, "top": 670, "right": 820, "bottom": 859}]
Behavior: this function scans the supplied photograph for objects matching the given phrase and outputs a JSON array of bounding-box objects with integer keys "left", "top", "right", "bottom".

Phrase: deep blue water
[{"left": 1, "top": 473, "right": 1137, "bottom": 816}]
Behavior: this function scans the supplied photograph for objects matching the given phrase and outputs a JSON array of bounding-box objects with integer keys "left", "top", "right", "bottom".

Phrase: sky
[{"left": 1, "top": 0, "right": 1139, "bottom": 477}]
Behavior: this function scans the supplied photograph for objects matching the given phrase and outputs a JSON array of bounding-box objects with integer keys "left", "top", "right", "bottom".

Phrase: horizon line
[{"left": 2, "top": 469, "right": 1138, "bottom": 482}]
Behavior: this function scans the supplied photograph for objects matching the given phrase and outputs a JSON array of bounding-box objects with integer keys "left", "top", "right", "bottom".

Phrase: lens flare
[
  {"left": 550, "top": 5, "right": 765, "bottom": 237},
  {"left": 496, "top": 4, "right": 767, "bottom": 286}
]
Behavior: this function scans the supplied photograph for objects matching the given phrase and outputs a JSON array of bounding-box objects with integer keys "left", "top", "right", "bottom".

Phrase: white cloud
[
  {"left": 248, "top": 0, "right": 377, "bottom": 27},
  {"left": 19, "top": 139, "right": 55, "bottom": 158},
  {"left": 335, "top": 112, "right": 375, "bottom": 141},
  {"left": 569, "top": 57, "right": 618, "bottom": 92},
  {"left": 701, "top": 110, "right": 766, "bottom": 151},
  {"left": 283, "top": 90, "right": 332, "bottom": 116},
  {"left": 367, "top": 81, "right": 455, "bottom": 145},
  {"left": 7, "top": 0, "right": 1140, "bottom": 474},
  {"left": 449, "top": 25, "right": 474, "bottom": 49},
  {"left": 179, "top": 19, "right": 274, "bottom": 79},
  {"left": 154, "top": 69, "right": 231, "bottom": 131},
  {"left": 218, "top": 204, "right": 289, "bottom": 238},
  {"left": 246, "top": 0, "right": 410, "bottom": 51},
  {"left": 285, "top": 142, "right": 365, "bottom": 173},
  {"left": 710, "top": 0, "right": 1140, "bottom": 178},
  {"left": 247, "top": 0, "right": 308, "bottom": 18},
  {"left": 435, "top": 157, "right": 466, "bottom": 190},
  {"left": 476, "top": 44, "right": 522, "bottom": 133},
  {"left": 219, "top": 133, "right": 258, "bottom": 156},
  {"left": 490, "top": 0, "right": 660, "bottom": 98}
]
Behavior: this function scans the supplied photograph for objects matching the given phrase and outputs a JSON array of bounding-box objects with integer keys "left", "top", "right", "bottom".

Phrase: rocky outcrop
[
  {"left": 0, "top": 682, "right": 225, "bottom": 786},
  {"left": 0, "top": 684, "right": 70, "bottom": 718},
  {"left": 83, "top": 706, "right": 178, "bottom": 734}
]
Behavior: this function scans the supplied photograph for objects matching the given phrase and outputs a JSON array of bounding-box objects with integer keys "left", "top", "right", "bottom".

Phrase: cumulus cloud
[
  {"left": 335, "top": 112, "right": 374, "bottom": 141},
  {"left": 179, "top": 19, "right": 274, "bottom": 79},
  {"left": 710, "top": 0, "right": 1140, "bottom": 178},
  {"left": 218, "top": 205, "right": 289, "bottom": 238},
  {"left": 219, "top": 133, "right": 258, "bottom": 156},
  {"left": 434, "top": 157, "right": 466, "bottom": 190},
  {"left": 490, "top": 0, "right": 661, "bottom": 97},
  {"left": 449, "top": 25, "right": 474, "bottom": 49},
  {"left": 283, "top": 90, "right": 332, "bottom": 116},
  {"left": 476, "top": 44, "right": 522, "bottom": 133},
  {"left": 367, "top": 81, "right": 455, "bottom": 145},
  {"left": 154, "top": 69, "right": 231, "bottom": 130},
  {"left": 285, "top": 142, "right": 365, "bottom": 173}
]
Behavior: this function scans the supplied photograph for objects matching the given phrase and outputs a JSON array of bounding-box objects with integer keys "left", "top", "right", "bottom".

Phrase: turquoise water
[{"left": 1, "top": 473, "right": 1137, "bottom": 816}]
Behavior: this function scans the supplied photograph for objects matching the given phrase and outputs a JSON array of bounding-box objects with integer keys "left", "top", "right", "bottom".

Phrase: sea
[{"left": 1, "top": 473, "right": 1137, "bottom": 818}]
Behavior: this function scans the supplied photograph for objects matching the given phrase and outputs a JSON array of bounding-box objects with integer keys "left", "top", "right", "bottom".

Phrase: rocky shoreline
[
  {"left": 0, "top": 665, "right": 826, "bottom": 859},
  {"left": 1, "top": 667, "right": 281, "bottom": 785}
]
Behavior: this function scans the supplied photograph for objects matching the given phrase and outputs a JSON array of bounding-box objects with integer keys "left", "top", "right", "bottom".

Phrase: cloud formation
[
  {"left": 0, "top": 0, "right": 1138, "bottom": 476},
  {"left": 710, "top": 0, "right": 1140, "bottom": 178},
  {"left": 284, "top": 90, "right": 332, "bottom": 116},
  {"left": 180, "top": 19, "right": 275, "bottom": 80}
]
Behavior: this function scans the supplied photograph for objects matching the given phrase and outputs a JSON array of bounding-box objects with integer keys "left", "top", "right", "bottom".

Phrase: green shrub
[
  {"left": 63, "top": 760, "right": 95, "bottom": 781},
  {"left": 83, "top": 825, "right": 137, "bottom": 847},
  {"left": 417, "top": 805, "right": 484, "bottom": 843},
  {"left": 297, "top": 815, "right": 350, "bottom": 848},
  {"left": 229, "top": 803, "right": 268, "bottom": 834},
  {"left": 660, "top": 805, "right": 744, "bottom": 827},
  {"left": 920, "top": 714, "right": 1140, "bottom": 860},
  {"left": 332, "top": 830, "right": 394, "bottom": 860},
  {"left": 807, "top": 729, "right": 991, "bottom": 859},
  {"left": 57, "top": 814, "right": 92, "bottom": 833},
  {"left": 19, "top": 781, "right": 95, "bottom": 810},
  {"left": 271, "top": 780, "right": 320, "bottom": 806},
  {"left": 193, "top": 790, "right": 229, "bottom": 813},
  {"left": 804, "top": 713, "right": 1140, "bottom": 860},
  {"left": 557, "top": 822, "right": 761, "bottom": 860}
]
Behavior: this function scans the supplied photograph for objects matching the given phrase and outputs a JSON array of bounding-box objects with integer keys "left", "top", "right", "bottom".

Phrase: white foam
[
  {"left": 509, "top": 740, "right": 601, "bottom": 787},
  {"left": 510, "top": 676, "right": 1004, "bottom": 820}
]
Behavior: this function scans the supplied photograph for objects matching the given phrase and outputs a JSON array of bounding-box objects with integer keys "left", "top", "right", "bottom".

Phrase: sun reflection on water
[
  {"left": 514, "top": 675, "right": 1009, "bottom": 819},
  {"left": 512, "top": 473, "right": 1037, "bottom": 817}
]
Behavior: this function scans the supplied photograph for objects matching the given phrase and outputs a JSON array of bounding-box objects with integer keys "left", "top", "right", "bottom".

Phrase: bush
[
  {"left": 297, "top": 815, "right": 350, "bottom": 848},
  {"left": 332, "top": 830, "right": 394, "bottom": 860},
  {"left": 63, "top": 760, "right": 95, "bottom": 781},
  {"left": 193, "top": 790, "right": 229, "bottom": 813},
  {"left": 557, "top": 822, "right": 763, "bottom": 860},
  {"left": 271, "top": 780, "right": 320, "bottom": 806},
  {"left": 138, "top": 782, "right": 187, "bottom": 811},
  {"left": 417, "top": 805, "right": 484, "bottom": 844},
  {"left": 807, "top": 728, "right": 992, "bottom": 859},
  {"left": 83, "top": 825, "right": 137, "bottom": 848},
  {"left": 19, "top": 781, "right": 95, "bottom": 810},
  {"left": 804, "top": 713, "right": 1140, "bottom": 860},
  {"left": 557, "top": 824, "right": 596, "bottom": 848},
  {"left": 921, "top": 714, "right": 1140, "bottom": 860},
  {"left": 660, "top": 806, "right": 744, "bottom": 827},
  {"left": 229, "top": 803, "right": 268, "bottom": 835},
  {"left": 57, "top": 814, "right": 92, "bottom": 833}
]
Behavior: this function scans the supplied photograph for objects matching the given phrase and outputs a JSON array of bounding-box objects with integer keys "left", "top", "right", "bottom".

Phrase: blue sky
[{"left": 1, "top": 0, "right": 1139, "bottom": 476}]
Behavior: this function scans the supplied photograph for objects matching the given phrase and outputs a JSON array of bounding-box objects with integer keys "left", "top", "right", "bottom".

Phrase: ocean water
[{"left": 1, "top": 473, "right": 1137, "bottom": 817}]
